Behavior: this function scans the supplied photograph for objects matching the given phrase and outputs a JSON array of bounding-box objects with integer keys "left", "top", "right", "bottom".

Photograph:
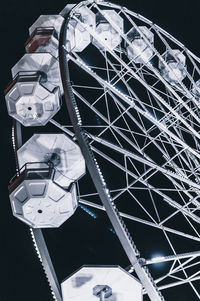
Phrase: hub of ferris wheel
[{"left": 4, "top": 1, "right": 200, "bottom": 301}]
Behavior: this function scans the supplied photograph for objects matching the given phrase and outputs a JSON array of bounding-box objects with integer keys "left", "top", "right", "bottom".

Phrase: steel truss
[{"left": 11, "top": 1, "right": 200, "bottom": 300}]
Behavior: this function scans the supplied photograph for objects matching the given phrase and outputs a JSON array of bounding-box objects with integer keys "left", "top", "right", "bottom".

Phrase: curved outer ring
[{"left": 59, "top": 5, "right": 164, "bottom": 301}]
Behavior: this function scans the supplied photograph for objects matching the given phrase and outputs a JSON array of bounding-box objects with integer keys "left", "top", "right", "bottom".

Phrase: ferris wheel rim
[
  {"left": 57, "top": 2, "right": 200, "bottom": 299},
  {"left": 8, "top": 1, "right": 200, "bottom": 300}
]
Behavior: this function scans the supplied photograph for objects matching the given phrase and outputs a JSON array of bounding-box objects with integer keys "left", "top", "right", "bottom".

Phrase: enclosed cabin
[
  {"left": 92, "top": 9, "right": 124, "bottom": 50},
  {"left": 9, "top": 133, "right": 85, "bottom": 228},
  {"left": 26, "top": 14, "right": 64, "bottom": 58},
  {"left": 125, "top": 26, "right": 154, "bottom": 64},
  {"left": 5, "top": 71, "right": 61, "bottom": 127},
  {"left": 9, "top": 162, "right": 78, "bottom": 228},
  {"left": 159, "top": 49, "right": 187, "bottom": 84},
  {"left": 61, "top": 265, "right": 143, "bottom": 301}
]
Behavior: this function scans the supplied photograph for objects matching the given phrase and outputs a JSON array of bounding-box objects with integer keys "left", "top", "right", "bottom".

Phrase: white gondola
[
  {"left": 17, "top": 133, "right": 85, "bottom": 189},
  {"left": 126, "top": 26, "right": 154, "bottom": 64},
  {"left": 5, "top": 72, "right": 61, "bottom": 126},
  {"left": 159, "top": 49, "right": 186, "bottom": 84},
  {"left": 66, "top": 6, "right": 96, "bottom": 52},
  {"left": 9, "top": 163, "right": 78, "bottom": 228},
  {"left": 61, "top": 266, "right": 142, "bottom": 301},
  {"left": 92, "top": 10, "right": 123, "bottom": 50}
]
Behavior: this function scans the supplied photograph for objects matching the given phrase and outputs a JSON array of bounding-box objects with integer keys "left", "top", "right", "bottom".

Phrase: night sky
[{"left": 1, "top": 0, "right": 200, "bottom": 300}]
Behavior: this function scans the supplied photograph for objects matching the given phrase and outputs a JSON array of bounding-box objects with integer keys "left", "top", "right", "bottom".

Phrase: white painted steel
[
  {"left": 61, "top": 266, "right": 142, "bottom": 301},
  {"left": 17, "top": 133, "right": 85, "bottom": 189},
  {"left": 10, "top": 176, "right": 77, "bottom": 228}
]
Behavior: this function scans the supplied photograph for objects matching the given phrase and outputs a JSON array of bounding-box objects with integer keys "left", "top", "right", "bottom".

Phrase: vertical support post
[
  {"left": 32, "top": 229, "right": 63, "bottom": 301},
  {"left": 14, "top": 120, "right": 62, "bottom": 301}
]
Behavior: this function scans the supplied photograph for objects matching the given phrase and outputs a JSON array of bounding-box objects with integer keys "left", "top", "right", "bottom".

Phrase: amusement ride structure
[{"left": 4, "top": 0, "right": 200, "bottom": 300}]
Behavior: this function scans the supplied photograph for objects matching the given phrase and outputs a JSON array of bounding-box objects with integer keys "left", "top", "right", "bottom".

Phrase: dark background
[{"left": 1, "top": 1, "right": 200, "bottom": 300}]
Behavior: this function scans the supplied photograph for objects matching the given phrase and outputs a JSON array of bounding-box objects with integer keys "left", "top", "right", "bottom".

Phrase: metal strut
[
  {"left": 31, "top": 229, "right": 62, "bottom": 301},
  {"left": 13, "top": 120, "right": 63, "bottom": 301},
  {"left": 58, "top": 10, "right": 165, "bottom": 301}
]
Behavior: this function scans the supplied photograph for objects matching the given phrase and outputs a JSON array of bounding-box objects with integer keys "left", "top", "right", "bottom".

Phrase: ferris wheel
[{"left": 5, "top": 0, "right": 200, "bottom": 300}]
